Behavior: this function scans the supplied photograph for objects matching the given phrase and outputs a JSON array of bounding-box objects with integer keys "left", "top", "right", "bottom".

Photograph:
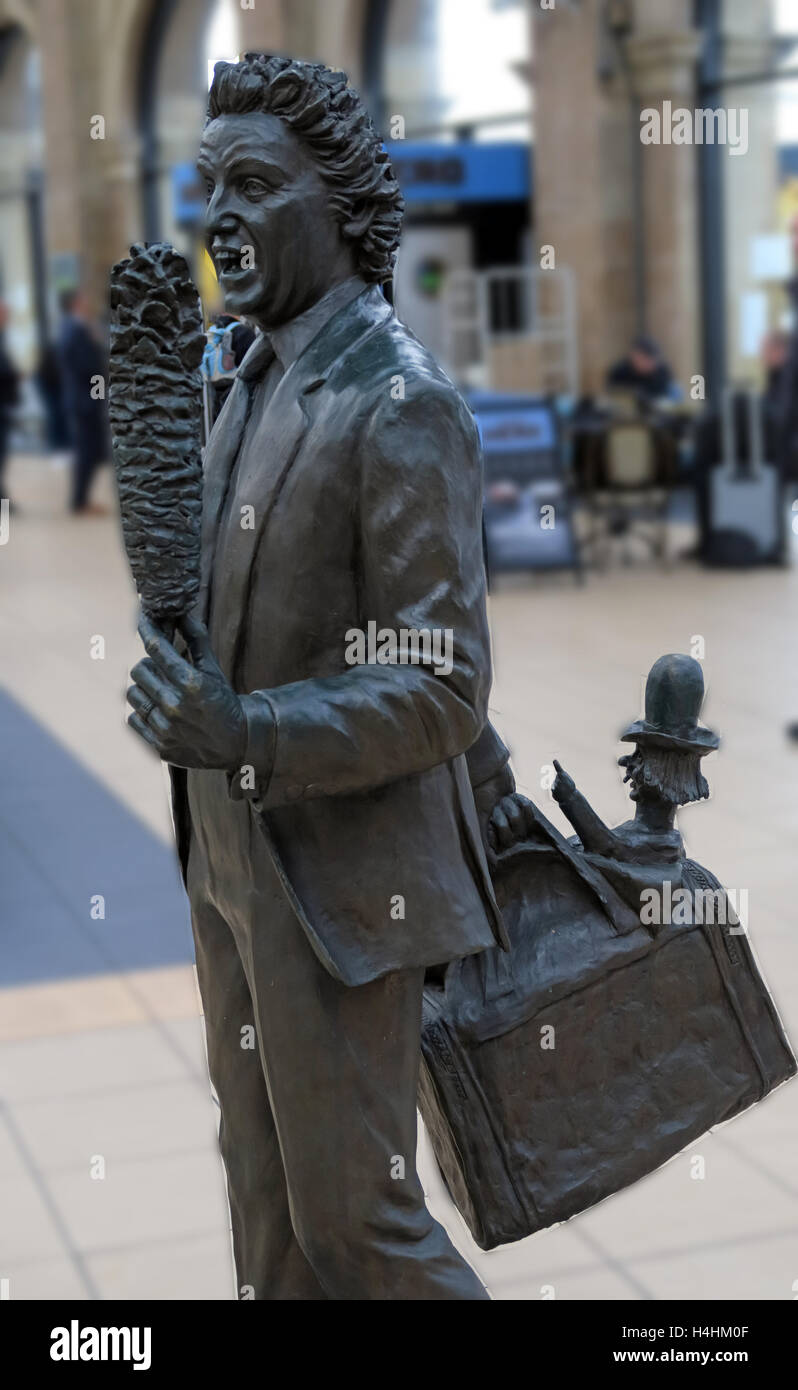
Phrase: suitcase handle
[
  {"left": 720, "top": 384, "right": 764, "bottom": 481},
  {"left": 493, "top": 822, "right": 643, "bottom": 937}
]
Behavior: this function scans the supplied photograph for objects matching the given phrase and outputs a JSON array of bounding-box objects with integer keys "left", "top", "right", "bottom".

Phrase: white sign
[{"left": 749, "top": 233, "right": 791, "bottom": 281}]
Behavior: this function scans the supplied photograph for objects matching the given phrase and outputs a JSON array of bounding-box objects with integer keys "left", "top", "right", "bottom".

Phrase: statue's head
[
  {"left": 617, "top": 653, "right": 718, "bottom": 809},
  {"left": 618, "top": 743, "right": 710, "bottom": 809},
  {"left": 199, "top": 54, "right": 404, "bottom": 330}
]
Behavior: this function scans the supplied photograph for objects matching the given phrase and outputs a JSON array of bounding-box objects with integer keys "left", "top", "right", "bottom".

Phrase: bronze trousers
[{"left": 185, "top": 768, "right": 488, "bottom": 1301}]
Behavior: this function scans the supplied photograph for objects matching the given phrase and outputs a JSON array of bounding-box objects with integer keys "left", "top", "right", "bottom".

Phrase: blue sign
[
  {"left": 471, "top": 395, "right": 556, "bottom": 454},
  {"left": 172, "top": 139, "right": 531, "bottom": 226},
  {"left": 389, "top": 141, "right": 530, "bottom": 205},
  {"left": 172, "top": 164, "right": 205, "bottom": 225}
]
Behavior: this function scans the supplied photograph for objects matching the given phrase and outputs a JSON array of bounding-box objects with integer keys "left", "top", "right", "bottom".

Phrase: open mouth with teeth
[{"left": 214, "top": 248, "right": 252, "bottom": 281}]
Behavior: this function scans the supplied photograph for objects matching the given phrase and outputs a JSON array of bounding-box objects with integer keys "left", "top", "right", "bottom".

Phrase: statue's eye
[{"left": 241, "top": 177, "right": 268, "bottom": 199}]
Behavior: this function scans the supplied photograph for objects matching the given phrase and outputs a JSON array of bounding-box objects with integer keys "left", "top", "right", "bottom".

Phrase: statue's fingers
[
  {"left": 129, "top": 657, "right": 154, "bottom": 685},
  {"left": 178, "top": 614, "right": 219, "bottom": 673},
  {"left": 127, "top": 689, "right": 173, "bottom": 745},
  {"left": 128, "top": 663, "right": 180, "bottom": 712},
  {"left": 139, "top": 613, "right": 194, "bottom": 688},
  {"left": 127, "top": 710, "right": 160, "bottom": 751},
  {"left": 490, "top": 805, "right": 512, "bottom": 848},
  {"left": 126, "top": 684, "right": 152, "bottom": 717},
  {"left": 150, "top": 710, "right": 171, "bottom": 740},
  {"left": 502, "top": 795, "right": 527, "bottom": 840}
]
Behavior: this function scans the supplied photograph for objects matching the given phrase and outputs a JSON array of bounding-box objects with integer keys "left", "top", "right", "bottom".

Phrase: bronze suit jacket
[{"left": 170, "top": 283, "right": 510, "bottom": 985}]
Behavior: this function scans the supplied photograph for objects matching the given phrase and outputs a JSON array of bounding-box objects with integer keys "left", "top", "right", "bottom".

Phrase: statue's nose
[{"left": 205, "top": 196, "right": 238, "bottom": 238}]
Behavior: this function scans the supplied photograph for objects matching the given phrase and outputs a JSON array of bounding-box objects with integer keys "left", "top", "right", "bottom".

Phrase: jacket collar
[
  {"left": 285, "top": 281, "right": 392, "bottom": 397},
  {"left": 237, "top": 275, "right": 370, "bottom": 380}
]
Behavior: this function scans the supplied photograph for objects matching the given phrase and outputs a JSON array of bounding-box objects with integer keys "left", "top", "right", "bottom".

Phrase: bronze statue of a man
[{"left": 126, "top": 54, "right": 516, "bottom": 1300}]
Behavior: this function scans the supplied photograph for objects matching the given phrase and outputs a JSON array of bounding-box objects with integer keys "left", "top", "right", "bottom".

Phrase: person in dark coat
[
  {"left": 607, "top": 334, "right": 676, "bottom": 402},
  {"left": 0, "top": 301, "right": 20, "bottom": 506},
  {"left": 126, "top": 54, "right": 519, "bottom": 1300},
  {"left": 57, "top": 288, "right": 110, "bottom": 513},
  {"left": 35, "top": 340, "right": 71, "bottom": 451}
]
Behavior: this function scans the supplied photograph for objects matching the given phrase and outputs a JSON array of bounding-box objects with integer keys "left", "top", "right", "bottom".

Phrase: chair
[
  {"left": 469, "top": 391, "right": 583, "bottom": 583},
  {"left": 583, "top": 420, "right": 674, "bottom": 567}
]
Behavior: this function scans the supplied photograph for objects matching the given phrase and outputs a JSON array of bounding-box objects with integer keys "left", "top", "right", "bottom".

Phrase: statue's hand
[
  {"left": 486, "top": 792, "right": 539, "bottom": 853},
  {"left": 551, "top": 759, "right": 576, "bottom": 807},
  {"left": 127, "top": 613, "right": 247, "bottom": 771}
]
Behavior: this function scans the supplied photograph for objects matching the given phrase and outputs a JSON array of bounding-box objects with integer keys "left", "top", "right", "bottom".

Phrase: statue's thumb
[{"left": 179, "top": 613, "right": 216, "bottom": 670}]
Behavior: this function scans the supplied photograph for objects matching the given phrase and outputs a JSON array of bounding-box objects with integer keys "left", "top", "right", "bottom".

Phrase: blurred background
[{"left": 1, "top": 0, "right": 798, "bottom": 1301}]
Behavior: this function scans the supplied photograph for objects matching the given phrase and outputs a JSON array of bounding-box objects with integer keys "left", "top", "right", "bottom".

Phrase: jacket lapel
[
  {"left": 215, "top": 286, "right": 392, "bottom": 681},
  {"left": 198, "top": 376, "right": 257, "bottom": 624},
  {"left": 214, "top": 381, "right": 308, "bottom": 679}
]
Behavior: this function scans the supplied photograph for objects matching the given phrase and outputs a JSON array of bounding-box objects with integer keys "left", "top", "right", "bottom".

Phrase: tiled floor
[{"left": 1, "top": 452, "right": 796, "bottom": 1300}]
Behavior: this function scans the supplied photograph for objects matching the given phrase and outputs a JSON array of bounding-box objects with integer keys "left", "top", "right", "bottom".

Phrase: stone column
[
  {"left": 718, "top": 0, "right": 779, "bottom": 383},
  {"left": 532, "top": 0, "right": 609, "bottom": 394},
  {"left": 236, "top": 0, "right": 365, "bottom": 80},
  {"left": 37, "top": 0, "right": 84, "bottom": 269},
  {"left": 533, "top": 0, "right": 703, "bottom": 393},
  {"left": 235, "top": 0, "right": 285, "bottom": 54},
  {"left": 36, "top": 0, "right": 141, "bottom": 314},
  {"left": 624, "top": 14, "right": 704, "bottom": 392}
]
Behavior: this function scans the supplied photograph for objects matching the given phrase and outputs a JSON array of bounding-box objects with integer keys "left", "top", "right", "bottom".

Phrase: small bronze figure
[
  {"left": 552, "top": 652, "right": 719, "bottom": 867},
  {"left": 419, "top": 655, "right": 795, "bottom": 1250}
]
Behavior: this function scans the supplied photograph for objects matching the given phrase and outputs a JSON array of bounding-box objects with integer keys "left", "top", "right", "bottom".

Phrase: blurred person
[
  {"left": 201, "top": 311, "right": 256, "bottom": 427},
  {"left": 775, "top": 279, "right": 798, "bottom": 487},
  {"left": 35, "top": 339, "right": 71, "bottom": 452},
  {"left": 762, "top": 327, "right": 789, "bottom": 400},
  {"left": 775, "top": 287, "right": 798, "bottom": 743},
  {"left": 607, "top": 334, "right": 677, "bottom": 403},
  {"left": 0, "top": 300, "right": 20, "bottom": 507},
  {"left": 760, "top": 329, "right": 791, "bottom": 473},
  {"left": 58, "top": 287, "right": 110, "bottom": 515}
]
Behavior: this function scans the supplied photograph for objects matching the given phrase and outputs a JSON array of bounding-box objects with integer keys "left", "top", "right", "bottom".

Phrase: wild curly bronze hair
[
  {"left": 618, "top": 745, "right": 710, "bottom": 808},
  {"left": 207, "top": 54, "right": 404, "bottom": 284}
]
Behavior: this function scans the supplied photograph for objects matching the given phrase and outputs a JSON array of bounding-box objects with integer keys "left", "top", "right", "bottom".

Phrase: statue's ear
[{"left": 342, "top": 204, "right": 372, "bottom": 239}]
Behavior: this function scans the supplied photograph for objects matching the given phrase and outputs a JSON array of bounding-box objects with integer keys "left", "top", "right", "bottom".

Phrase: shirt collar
[{"left": 238, "top": 274, "right": 368, "bottom": 381}]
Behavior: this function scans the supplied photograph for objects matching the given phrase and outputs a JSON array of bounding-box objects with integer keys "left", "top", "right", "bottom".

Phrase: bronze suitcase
[{"left": 419, "top": 819, "right": 795, "bottom": 1250}]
